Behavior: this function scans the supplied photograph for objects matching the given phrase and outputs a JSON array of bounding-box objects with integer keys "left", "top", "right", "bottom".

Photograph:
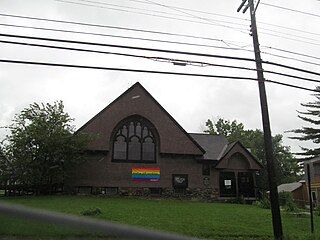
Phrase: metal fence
[{"left": 0, "top": 202, "right": 200, "bottom": 240}]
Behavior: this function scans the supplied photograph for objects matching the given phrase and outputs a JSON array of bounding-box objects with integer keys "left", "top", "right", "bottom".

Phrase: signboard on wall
[
  {"left": 172, "top": 174, "right": 188, "bottom": 188},
  {"left": 132, "top": 168, "right": 160, "bottom": 182}
]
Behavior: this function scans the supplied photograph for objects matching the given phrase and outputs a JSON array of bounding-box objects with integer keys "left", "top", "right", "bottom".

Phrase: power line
[
  {"left": 2, "top": 38, "right": 320, "bottom": 84},
  {"left": 258, "top": 28, "right": 320, "bottom": 46},
  {"left": 0, "top": 39, "right": 150, "bottom": 59},
  {"left": 55, "top": 0, "right": 250, "bottom": 34},
  {"left": 2, "top": 12, "right": 319, "bottom": 59},
  {"left": 129, "top": 0, "right": 248, "bottom": 22},
  {"left": 263, "top": 69, "right": 320, "bottom": 83},
  {"left": 2, "top": 22, "right": 320, "bottom": 68},
  {"left": 0, "top": 13, "right": 250, "bottom": 48},
  {"left": 57, "top": 0, "right": 251, "bottom": 32},
  {"left": 133, "top": 0, "right": 320, "bottom": 39},
  {"left": 3, "top": 22, "right": 320, "bottom": 67},
  {"left": 0, "top": 58, "right": 259, "bottom": 81},
  {"left": 262, "top": 51, "right": 320, "bottom": 67},
  {"left": 0, "top": 39, "right": 254, "bottom": 70},
  {"left": 259, "top": 30, "right": 320, "bottom": 47},
  {"left": 265, "top": 60, "right": 320, "bottom": 77},
  {"left": 53, "top": 0, "right": 320, "bottom": 45},
  {"left": 1, "top": 33, "right": 320, "bottom": 77},
  {"left": 262, "top": 46, "right": 320, "bottom": 62},
  {"left": 261, "top": 3, "right": 320, "bottom": 18},
  {"left": 0, "top": 58, "right": 318, "bottom": 92},
  {"left": 258, "top": 20, "right": 320, "bottom": 38},
  {"left": 56, "top": 0, "right": 193, "bottom": 19},
  {"left": 0, "top": 33, "right": 256, "bottom": 62},
  {"left": 136, "top": 0, "right": 249, "bottom": 35},
  {"left": 0, "top": 23, "right": 252, "bottom": 52}
]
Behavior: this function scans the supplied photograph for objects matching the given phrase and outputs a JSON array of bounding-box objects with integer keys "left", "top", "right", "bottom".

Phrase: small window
[
  {"left": 105, "top": 187, "right": 118, "bottom": 195},
  {"left": 202, "top": 164, "right": 210, "bottom": 176},
  {"left": 77, "top": 186, "right": 92, "bottom": 195}
]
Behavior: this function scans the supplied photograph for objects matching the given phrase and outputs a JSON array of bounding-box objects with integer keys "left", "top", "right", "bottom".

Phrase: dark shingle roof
[{"left": 189, "top": 133, "right": 228, "bottom": 160}]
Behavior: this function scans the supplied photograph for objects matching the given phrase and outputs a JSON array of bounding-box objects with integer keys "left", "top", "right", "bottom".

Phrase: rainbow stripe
[{"left": 132, "top": 168, "right": 160, "bottom": 182}]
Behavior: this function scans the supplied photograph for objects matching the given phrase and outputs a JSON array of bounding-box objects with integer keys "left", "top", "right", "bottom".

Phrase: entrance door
[
  {"left": 238, "top": 172, "right": 255, "bottom": 197},
  {"left": 219, "top": 172, "right": 236, "bottom": 197}
]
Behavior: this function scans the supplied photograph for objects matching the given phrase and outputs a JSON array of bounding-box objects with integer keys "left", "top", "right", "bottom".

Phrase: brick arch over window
[{"left": 111, "top": 115, "right": 158, "bottom": 163}]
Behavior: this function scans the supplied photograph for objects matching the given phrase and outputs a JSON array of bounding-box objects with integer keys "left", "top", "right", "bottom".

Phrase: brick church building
[{"left": 68, "top": 82, "right": 262, "bottom": 200}]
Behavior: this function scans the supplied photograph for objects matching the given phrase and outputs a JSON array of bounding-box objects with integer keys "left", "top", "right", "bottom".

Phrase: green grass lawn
[{"left": 0, "top": 196, "right": 319, "bottom": 240}]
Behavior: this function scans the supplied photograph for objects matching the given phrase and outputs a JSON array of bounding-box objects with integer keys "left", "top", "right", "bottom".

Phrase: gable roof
[
  {"left": 278, "top": 182, "right": 303, "bottom": 193},
  {"left": 78, "top": 82, "right": 205, "bottom": 155},
  {"left": 215, "top": 141, "right": 262, "bottom": 170},
  {"left": 190, "top": 134, "right": 262, "bottom": 170},
  {"left": 189, "top": 133, "right": 228, "bottom": 160}
]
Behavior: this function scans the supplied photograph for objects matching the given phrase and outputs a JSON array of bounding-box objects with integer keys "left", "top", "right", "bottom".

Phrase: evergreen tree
[{"left": 290, "top": 86, "right": 320, "bottom": 159}]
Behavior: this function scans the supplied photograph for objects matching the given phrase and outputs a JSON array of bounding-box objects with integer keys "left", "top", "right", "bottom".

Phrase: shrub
[
  {"left": 80, "top": 207, "right": 102, "bottom": 216},
  {"left": 278, "top": 192, "right": 299, "bottom": 212},
  {"left": 315, "top": 205, "right": 320, "bottom": 216},
  {"left": 254, "top": 197, "right": 271, "bottom": 209}
]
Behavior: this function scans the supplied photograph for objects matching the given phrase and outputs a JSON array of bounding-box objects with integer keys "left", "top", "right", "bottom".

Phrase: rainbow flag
[{"left": 132, "top": 168, "right": 160, "bottom": 182}]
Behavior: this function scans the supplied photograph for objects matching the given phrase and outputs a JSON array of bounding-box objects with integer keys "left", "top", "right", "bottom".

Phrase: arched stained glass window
[{"left": 112, "top": 117, "right": 157, "bottom": 162}]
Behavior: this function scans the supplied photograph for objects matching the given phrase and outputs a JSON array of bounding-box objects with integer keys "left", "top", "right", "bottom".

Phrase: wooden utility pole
[
  {"left": 307, "top": 164, "right": 314, "bottom": 233},
  {"left": 237, "top": 0, "right": 283, "bottom": 239}
]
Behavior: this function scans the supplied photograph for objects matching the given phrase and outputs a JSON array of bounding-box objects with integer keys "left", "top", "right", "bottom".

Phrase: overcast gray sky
[{"left": 0, "top": 0, "right": 319, "bottom": 153}]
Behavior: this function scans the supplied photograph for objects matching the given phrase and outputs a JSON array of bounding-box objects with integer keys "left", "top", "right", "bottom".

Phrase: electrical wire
[
  {"left": 0, "top": 58, "right": 318, "bottom": 93},
  {"left": 262, "top": 51, "right": 320, "bottom": 67},
  {"left": 56, "top": 0, "right": 193, "bottom": 19},
  {"left": 262, "top": 46, "right": 320, "bottom": 62},
  {"left": 1, "top": 39, "right": 320, "bottom": 83},
  {"left": 258, "top": 28, "right": 320, "bottom": 46},
  {"left": 130, "top": 0, "right": 246, "bottom": 22},
  {"left": 133, "top": 0, "right": 320, "bottom": 39},
  {"left": 2, "top": 12, "right": 319, "bottom": 57},
  {"left": 0, "top": 39, "right": 258, "bottom": 72},
  {"left": 258, "top": 20, "right": 320, "bottom": 38},
  {"left": 3, "top": 22, "right": 319, "bottom": 66},
  {"left": 0, "top": 13, "right": 250, "bottom": 48},
  {"left": 0, "top": 23, "right": 252, "bottom": 52},
  {"left": 0, "top": 39, "right": 150, "bottom": 59},
  {"left": 0, "top": 33, "right": 256, "bottom": 62},
  {"left": 135, "top": 0, "right": 249, "bottom": 35},
  {"left": 261, "top": 3, "right": 320, "bottom": 18},
  {"left": 258, "top": 30, "right": 320, "bottom": 47},
  {"left": 54, "top": 0, "right": 320, "bottom": 45},
  {"left": 265, "top": 60, "right": 320, "bottom": 77},
  {"left": 1, "top": 18, "right": 320, "bottom": 67},
  {"left": 1, "top": 33, "right": 319, "bottom": 77},
  {"left": 55, "top": 0, "right": 250, "bottom": 34},
  {"left": 0, "top": 58, "right": 258, "bottom": 81},
  {"left": 57, "top": 0, "right": 250, "bottom": 30}
]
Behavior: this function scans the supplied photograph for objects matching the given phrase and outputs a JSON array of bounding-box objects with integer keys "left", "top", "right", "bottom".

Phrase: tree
[
  {"left": 289, "top": 86, "right": 320, "bottom": 159},
  {"left": 205, "top": 118, "right": 300, "bottom": 190},
  {"left": 0, "top": 101, "right": 91, "bottom": 194}
]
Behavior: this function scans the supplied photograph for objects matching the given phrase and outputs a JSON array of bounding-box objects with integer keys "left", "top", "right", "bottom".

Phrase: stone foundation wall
[{"left": 78, "top": 186, "right": 220, "bottom": 201}]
